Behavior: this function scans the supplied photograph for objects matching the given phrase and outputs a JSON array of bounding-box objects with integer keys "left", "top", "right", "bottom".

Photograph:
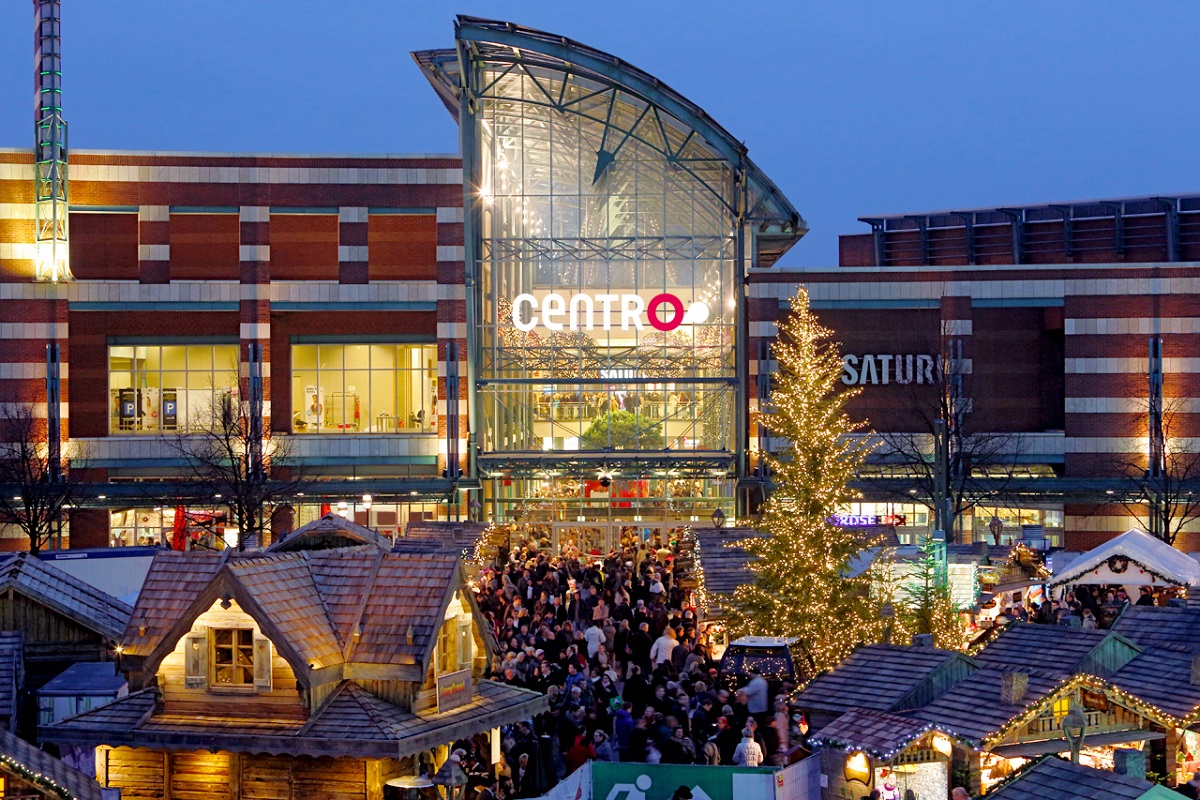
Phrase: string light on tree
[{"left": 720, "top": 287, "right": 905, "bottom": 676}]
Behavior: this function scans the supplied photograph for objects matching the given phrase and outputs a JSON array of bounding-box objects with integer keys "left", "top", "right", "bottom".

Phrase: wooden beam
[
  {"left": 366, "top": 759, "right": 383, "bottom": 800},
  {"left": 230, "top": 752, "right": 242, "bottom": 800}
]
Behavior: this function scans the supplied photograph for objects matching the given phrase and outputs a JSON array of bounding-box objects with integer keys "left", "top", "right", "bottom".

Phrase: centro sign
[{"left": 511, "top": 292, "right": 709, "bottom": 333}]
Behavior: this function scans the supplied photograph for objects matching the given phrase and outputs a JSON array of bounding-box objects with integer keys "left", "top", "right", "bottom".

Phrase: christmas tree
[
  {"left": 725, "top": 287, "right": 899, "bottom": 676},
  {"left": 899, "top": 534, "right": 966, "bottom": 650}
]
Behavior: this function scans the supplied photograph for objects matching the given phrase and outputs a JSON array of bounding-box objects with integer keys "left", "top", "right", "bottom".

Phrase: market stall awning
[
  {"left": 990, "top": 728, "right": 1164, "bottom": 759},
  {"left": 1048, "top": 529, "right": 1200, "bottom": 589}
]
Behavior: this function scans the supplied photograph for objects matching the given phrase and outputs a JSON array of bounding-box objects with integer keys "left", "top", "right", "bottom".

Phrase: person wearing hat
[{"left": 671, "top": 787, "right": 693, "bottom": 800}]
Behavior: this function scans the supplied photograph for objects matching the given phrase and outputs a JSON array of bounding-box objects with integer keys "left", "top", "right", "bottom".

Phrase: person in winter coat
[
  {"left": 592, "top": 729, "right": 619, "bottom": 762},
  {"left": 732, "top": 727, "right": 764, "bottom": 767}
]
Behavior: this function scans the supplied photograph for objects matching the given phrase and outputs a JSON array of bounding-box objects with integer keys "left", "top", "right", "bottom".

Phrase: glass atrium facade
[{"left": 416, "top": 18, "right": 803, "bottom": 527}]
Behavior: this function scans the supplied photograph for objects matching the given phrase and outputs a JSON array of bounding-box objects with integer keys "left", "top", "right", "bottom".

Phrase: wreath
[{"left": 1107, "top": 555, "right": 1131, "bottom": 574}]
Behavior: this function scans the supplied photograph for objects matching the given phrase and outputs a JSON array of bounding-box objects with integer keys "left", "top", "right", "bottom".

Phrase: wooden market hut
[
  {"left": 792, "top": 641, "right": 978, "bottom": 731},
  {"left": 0, "top": 728, "right": 109, "bottom": 800},
  {"left": 983, "top": 755, "right": 1177, "bottom": 800},
  {"left": 1049, "top": 529, "right": 1200, "bottom": 600},
  {"left": 810, "top": 708, "right": 966, "bottom": 799},
  {"left": 265, "top": 512, "right": 395, "bottom": 553},
  {"left": 41, "top": 546, "right": 548, "bottom": 800},
  {"left": 0, "top": 553, "right": 131, "bottom": 686}
]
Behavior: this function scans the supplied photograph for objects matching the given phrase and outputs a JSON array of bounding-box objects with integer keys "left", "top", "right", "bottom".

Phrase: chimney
[
  {"left": 1191, "top": 654, "right": 1200, "bottom": 687},
  {"left": 1000, "top": 671, "right": 1029, "bottom": 705},
  {"left": 1112, "top": 748, "right": 1147, "bottom": 779},
  {"left": 911, "top": 633, "right": 935, "bottom": 648}
]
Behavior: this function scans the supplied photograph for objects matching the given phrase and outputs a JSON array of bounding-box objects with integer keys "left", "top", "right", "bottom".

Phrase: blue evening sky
[{"left": 0, "top": 2, "right": 1195, "bottom": 267}]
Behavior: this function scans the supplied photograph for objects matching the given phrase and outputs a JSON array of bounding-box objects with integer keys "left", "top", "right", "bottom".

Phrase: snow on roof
[{"left": 1048, "top": 529, "right": 1200, "bottom": 588}]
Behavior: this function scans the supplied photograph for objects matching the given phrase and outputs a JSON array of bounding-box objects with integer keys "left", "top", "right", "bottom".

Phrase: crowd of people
[
  {"left": 997, "top": 583, "right": 1161, "bottom": 630},
  {"left": 464, "top": 534, "right": 808, "bottom": 799}
]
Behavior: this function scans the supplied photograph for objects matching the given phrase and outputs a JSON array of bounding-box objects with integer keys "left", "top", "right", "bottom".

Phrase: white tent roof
[{"left": 1049, "top": 528, "right": 1200, "bottom": 588}]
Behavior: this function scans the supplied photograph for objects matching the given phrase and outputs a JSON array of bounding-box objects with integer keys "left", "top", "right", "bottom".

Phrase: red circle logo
[{"left": 647, "top": 293, "right": 685, "bottom": 332}]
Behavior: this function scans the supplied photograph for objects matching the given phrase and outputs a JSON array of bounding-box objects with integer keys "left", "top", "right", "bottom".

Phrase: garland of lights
[
  {"left": 0, "top": 752, "right": 78, "bottom": 800},
  {"left": 812, "top": 722, "right": 981, "bottom": 761},
  {"left": 983, "top": 672, "right": 1180, "bottom": 750},
  {"left": 811, "top": 670, "right": 1185, "bottom": 763},
  {"left": 714, "top": 288, "right": 907, "bottom": 676}
]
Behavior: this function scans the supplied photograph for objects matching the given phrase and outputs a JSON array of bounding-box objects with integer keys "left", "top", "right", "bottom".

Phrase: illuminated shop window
[
  {"left": 291, "top": 344, "right": 436, "bottom": 434},
  {"left": 108, "top": 344, "right": 238, "bottom": 435}
]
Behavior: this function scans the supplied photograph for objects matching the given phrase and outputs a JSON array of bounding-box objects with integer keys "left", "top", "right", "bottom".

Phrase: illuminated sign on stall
[
  {"left": 841, "top": 354, "right": 941, "bottom": 386},
  {"left": 512, "top": 292, "right": 710, "bottom": 333},
  {"left": 830, "top": 513, "right": 906, "bottom": 527}
]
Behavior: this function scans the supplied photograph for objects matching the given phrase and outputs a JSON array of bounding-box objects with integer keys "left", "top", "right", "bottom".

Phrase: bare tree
[
  {"left": 859, "top": 340, "right": 1026, "bottom": 543},
  {"left": 164, "top": 391, "right": 306, "bottom": 550},
  {"left": 0, "top": 404, "right": 84, "bottom": 554},
  {"left": 1110, "top": 394, "right": 1200, "bottom": 547}
]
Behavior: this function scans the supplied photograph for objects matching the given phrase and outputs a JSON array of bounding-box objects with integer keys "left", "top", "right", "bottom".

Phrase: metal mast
[{"left": 34, "top": 0, "right": 70, "bottom": 282}]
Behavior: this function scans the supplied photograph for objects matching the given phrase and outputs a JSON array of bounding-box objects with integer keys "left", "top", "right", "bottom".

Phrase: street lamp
[
  {"left": 989, "top": 515, "right": 1004, "bottom": 545},
  {"left": 711, "top": 508, "right": 726, "bottom": 528},
  {"left": 1062, "top": 701, "right": 1087, "bottom": 765}
]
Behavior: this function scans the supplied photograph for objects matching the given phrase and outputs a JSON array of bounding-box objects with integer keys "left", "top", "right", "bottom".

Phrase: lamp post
[
  {"left": 989, "top": 515, "right": 1004, "bottom": 545},
  {"left": 1062, "top": 701, "right": 1087, "bottom": 765},
  {"left": 711, "top": 508, "right": 725, "bottom": 529}
]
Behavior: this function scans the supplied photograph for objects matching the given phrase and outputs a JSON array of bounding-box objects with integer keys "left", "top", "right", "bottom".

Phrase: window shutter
[
  {"left": 184, "top": 632, "right": 207, "bottom": 689},
  {"left": 253, "top": 635, "right": 272, "bottom": 691}
]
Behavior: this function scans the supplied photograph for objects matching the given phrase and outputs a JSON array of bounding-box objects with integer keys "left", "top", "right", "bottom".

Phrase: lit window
[
  {"left": 291, "top": 344, "right": 437, "bottom": 434},
  {"left": 108, "top": 344, "right": 238, "bottom": 434},
  {"left": 211, "top": 628, "right": 255, "bottom": 686}
]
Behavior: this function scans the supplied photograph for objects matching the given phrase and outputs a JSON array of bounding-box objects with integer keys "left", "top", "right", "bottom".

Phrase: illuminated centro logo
[{"left": 511, "top": 293, "right": 709, "bottom": 333}]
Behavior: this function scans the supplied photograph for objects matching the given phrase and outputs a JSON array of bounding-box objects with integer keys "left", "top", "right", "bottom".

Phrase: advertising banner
[{"left": 590, "top": 762, "right": 776, "bottom": 800}]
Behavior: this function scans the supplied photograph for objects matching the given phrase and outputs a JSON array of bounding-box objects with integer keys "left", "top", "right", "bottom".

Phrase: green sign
[{"left": 591, "top": 762, "right": 777, "bottom": 800}]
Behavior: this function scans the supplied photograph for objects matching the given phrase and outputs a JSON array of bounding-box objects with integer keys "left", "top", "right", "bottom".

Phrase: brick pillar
[
  {"left": 338, "top": 207, "right": 368, "bottom": 284},
  {"left": 436, "top": 206, "right": 466, "bottom": 482},
  {"left": 138, "top": 205, "right": 169, "bottom": 283}
]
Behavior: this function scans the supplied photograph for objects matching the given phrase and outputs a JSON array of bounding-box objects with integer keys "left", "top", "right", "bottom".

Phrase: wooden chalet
[
  {"left": 983, "top": 756, "right": 1176, "bottom": 800},
  {"left": 41, "top": 546, "right": 547, "bottom": 800},
  {"left": 0, "top": 728, "right": 109, "bottom": 800},
  {"left": 265, "top": 513, "right": 395, "bottom": 553},
  {"left": 0, "top": 553, "right": 131, "bottom": 686},
  {"left": 792, "top": 641, "right": 977, "bottom": 730},
  {"left": 800, "top": 626, "right": 1188, "bottom": 797}
]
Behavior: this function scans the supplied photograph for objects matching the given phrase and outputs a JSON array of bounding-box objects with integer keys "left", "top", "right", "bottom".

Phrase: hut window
[{"left": 211, "top": 628, "right": 255, "bottom": 687}]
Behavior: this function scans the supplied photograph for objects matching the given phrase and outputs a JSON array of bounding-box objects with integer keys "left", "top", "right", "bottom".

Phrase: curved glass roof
[{"left": 413, "top": 16, "right": 806, "bottom": 267}]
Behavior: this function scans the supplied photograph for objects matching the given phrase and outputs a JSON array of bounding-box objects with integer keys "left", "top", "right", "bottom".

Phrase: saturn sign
[{"left": 511, "top": 292, "right": 709, "bottom": 333}]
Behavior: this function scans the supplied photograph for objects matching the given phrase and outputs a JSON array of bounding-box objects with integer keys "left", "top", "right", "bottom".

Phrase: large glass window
[
  {"left": 473, "top": 66, "right": 739, "bottom": 461},
  {"left": 108, "top": 344, "right": 239, "bottom": 435},
  {"left": 290, "top": 344, "right": 436, "bottom": 434}
]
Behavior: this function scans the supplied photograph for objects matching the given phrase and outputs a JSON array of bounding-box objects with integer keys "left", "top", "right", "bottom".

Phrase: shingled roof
[
  {"left": 402, "top": 520, "right": 490, "bottom": 554},
  {"left": 913, "top": 667, "right": 1066, "bottom": 742},
  {"left": 0, "top": 632, "right": 23, "bottom": 726},
  {"left": 0, "top": 553, "right": 132, "bottom": 642},
  {"left": 1109, "top": 604, "right": 1200, "bottom": 651},
  {"left": 694, "top": 528, "right": 758, "bottom": 601},
  {"left": 984, "top": 756, "right": 1156, "bottom": 800},
  {"left": 810, "top": 707, "right": 954, "bottom": 758},
  {"left": 793, "top": 643, "right": 977, "bottom": 719},
  {"left": 266, "top": 513, "right": 393, "bottom": 553},
  {"left": 45, "top": 680, "right": 548, "bottom": 760},
  {"left": 1109, "top": 644, "right": 1200, "bottom": 721},
  {"left": 120, "top": 546, "right": 462, "bottom": 678},
  {"left": 0, "top": 728, "right": 106, "bottom": 800},
  {"left": 973, "top": 624, "right": 1140, "bottom": 678}
]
